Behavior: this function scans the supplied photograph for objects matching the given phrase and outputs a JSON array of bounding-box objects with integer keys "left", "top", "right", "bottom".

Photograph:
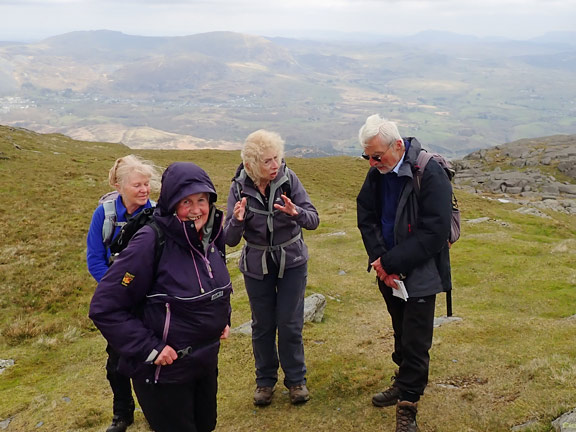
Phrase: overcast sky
[{"left": 0, "top": 0, "right": 574, "bottom": 42}]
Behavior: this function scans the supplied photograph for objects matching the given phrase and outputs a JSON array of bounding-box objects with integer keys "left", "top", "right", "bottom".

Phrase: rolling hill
[{"left": 0, "top": 30, "right": 575, "bottom": 158}]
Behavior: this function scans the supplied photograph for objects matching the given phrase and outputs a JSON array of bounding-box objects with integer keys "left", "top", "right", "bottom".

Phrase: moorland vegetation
[{"left": 0, "top": 125, "right": 575, "bottom": 431}]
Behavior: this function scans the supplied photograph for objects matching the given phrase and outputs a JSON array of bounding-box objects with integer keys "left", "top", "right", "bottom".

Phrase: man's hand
[
  {"left": 371, "top": 258, "right": 400, "bottom": 289},
  {"left": 384, "top": 274, "right": 401, "bottom": 289},
  {"left": 371, "top": 258, "right": 387, "bottom": 281}
]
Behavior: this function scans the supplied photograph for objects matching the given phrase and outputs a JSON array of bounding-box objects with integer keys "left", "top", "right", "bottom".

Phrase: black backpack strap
[{"left": 148, "top": 220, "right": 165, "bottom": 275}]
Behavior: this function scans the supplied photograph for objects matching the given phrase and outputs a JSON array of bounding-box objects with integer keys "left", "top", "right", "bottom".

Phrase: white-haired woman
[
  {"left": 87, "top": 154, "right": 161, "bottom": 432},
  {"left": 224, "top": 130, "right": 319, "bottom": 406}
]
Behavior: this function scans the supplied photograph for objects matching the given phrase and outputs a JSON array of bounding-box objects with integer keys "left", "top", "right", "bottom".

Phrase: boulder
[
  {"left": 303, "top": 293, "right": 327, "bottom": 323},
  {"left": 231, "top": 293, "right": 327, "bottom": 335},
  {"left": 552, "top": 408, "right": 576, "bottom": 431}
]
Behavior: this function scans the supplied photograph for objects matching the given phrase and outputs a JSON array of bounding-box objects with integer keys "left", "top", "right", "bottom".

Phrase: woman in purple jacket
[
  {"left": 224, "top": 130, "right": 319, "bottom": 406},
  {"left": 90, "top": 162, "right": 232, "bottom": 432}
]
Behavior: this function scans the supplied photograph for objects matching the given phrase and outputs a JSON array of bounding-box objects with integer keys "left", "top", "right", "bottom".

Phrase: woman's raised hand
[
  {"left": 274, "top": 194, "right": 298, "bottom": 216},
  {"left": 234, "top": 197, "right": 247, "bottom": 221}
]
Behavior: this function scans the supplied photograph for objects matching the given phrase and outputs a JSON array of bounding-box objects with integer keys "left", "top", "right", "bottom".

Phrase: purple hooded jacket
[
  {"left": 89, "top": 162, "right": 232, "bottom": 384},
  {"left": 224, "top": 162, "right": 319, "bottom": 279}
]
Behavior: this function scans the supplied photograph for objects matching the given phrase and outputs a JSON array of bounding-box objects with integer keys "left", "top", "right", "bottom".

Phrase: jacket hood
[{"left": 157, "top": 162, "right": 217, "bottom": 215}]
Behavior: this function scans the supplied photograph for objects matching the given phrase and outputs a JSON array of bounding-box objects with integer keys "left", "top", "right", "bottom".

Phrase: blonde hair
[
  {"left": 358, "top": 114, "right": 403, "bottom": 150},
  {"left": 241, "top": 130, "right": 285, "bottom": 185},
  {"left": 108, "top": 154, "right": 161, "bottom": 191}
]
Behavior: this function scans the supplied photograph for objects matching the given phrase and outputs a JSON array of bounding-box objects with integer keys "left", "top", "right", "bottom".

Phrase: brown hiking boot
[
  {"left": 395, "top": 401, "right": 419, "bottom": 432},
  {"left": 372, "top": 369, "right": 400, "bottom": 407},
  {"left": 372, "top": 385, "right": 401, "bottom": 407},
  {"left": 253, "top": 386, "right": 275, "bottom": 406},
  {"left": 289, "top": 384, "right": 310, "bottom": 404}
]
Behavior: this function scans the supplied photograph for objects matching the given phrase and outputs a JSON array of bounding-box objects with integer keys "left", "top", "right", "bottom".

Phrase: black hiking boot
[
  {"left": 106, "top": 415, "right": 134, "bottom": 432},
  {"left": 395, "top": 401, "right": 419, "bottom": 432}
]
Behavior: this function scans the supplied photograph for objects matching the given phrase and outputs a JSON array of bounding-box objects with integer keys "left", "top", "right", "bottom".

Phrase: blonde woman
[
  {"left": 224, "top": 130, "right": 319, "bottom": 406},
  {"left": 87, "top": 154, "right": 160, "bottom": 432}
]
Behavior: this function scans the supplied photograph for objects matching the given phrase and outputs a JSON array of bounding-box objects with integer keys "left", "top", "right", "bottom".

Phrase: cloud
[{"left": 0, "top": 0, "right": 574, "bottom": 41}]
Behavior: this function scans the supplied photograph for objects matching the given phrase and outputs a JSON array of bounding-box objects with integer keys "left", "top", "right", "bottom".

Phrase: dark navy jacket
[
  {"left": 357, "top": 138, "right": 452, "bottom": 297},
  {"left": 89, "top": 162, "right": 232, "bottom": 384}
]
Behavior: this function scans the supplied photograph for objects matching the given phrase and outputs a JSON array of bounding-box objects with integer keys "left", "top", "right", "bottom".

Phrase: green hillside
[{"left": 1, "top": 126, "right": 575, "bottom": 431}]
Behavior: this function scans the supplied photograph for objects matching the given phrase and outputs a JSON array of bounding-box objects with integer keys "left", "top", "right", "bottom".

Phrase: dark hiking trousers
[
  {"left": 133, "top": 368, "right": 218, "bottom": 432},
  {"left": 379, "top": 280, "right": 436, "bottom": 400},
  {"left": 244, "top": 261, "right": 308, "bottom": 388},
  {"left": 105, "top": 344, "right": 135, "bottom": 419}
]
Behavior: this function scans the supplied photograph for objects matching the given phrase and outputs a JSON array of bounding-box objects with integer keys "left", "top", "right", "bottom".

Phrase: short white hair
[{"left": 358, "top": 114, "right": 403, "bottom": 150}]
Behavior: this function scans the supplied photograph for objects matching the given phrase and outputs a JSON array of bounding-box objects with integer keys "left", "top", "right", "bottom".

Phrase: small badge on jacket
[{"left": 121, "top": 272, "right": 135, "bottom": 286}]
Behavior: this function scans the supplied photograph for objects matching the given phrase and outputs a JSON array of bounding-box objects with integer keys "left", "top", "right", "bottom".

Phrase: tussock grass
[{"left": 1, "top": 126, "right": 575, "bottom": 431}]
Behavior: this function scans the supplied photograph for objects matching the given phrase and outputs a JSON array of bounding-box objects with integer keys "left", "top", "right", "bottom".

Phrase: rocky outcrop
[{"left": 452, "top": 135, "right": 576, "bottom": 214}]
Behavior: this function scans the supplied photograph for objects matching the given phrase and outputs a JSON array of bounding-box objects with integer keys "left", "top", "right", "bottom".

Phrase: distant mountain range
[{"left": 0, "top": 29, "right": 575, "bottom": 157}]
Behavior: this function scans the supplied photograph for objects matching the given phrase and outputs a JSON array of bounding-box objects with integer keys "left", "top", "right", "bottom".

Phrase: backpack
[
  {"left": 413, "top": 149, "right": 461, "bottom": 245},
  {"left": 413, "top": 147, "right": 461, "bottom": 317},
  {"left": 108, "top": 207, "right": 165, "bottom": 269},
  {"left": 98, "top": 191, "right": 156, "bottom": 247},
  {"left": 233, "top": 162, "right": 292, "bottom": 203}
]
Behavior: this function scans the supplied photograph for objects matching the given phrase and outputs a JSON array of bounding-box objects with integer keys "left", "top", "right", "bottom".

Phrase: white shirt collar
[{"left": 392, "top": 151, "right": 406, "bottom": 174}]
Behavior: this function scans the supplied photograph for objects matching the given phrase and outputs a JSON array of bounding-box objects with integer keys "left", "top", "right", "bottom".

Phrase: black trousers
[
  {"left": 132, "top": 369, "right": 218, "bottom": 432},
  {"left": 105, "top": 344, "right": 135, "bottom": 418},
  {"left": 378, "top": 280, "right": 436, "bottom": 401}
]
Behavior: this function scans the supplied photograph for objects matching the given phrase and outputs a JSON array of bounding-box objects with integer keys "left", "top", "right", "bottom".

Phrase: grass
[{"left": 1, "top": 125, "right": 575, "bottom": 431}]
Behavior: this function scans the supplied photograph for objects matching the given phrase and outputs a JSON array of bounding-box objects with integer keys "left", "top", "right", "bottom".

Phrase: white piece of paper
[{"left": 392, "top": 279, "right": 409, "bottom": 301}]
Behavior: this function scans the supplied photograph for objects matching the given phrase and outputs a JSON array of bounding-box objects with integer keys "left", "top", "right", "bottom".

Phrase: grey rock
[
  {"left": 516, "top": 207, "right": 551, "bottom": 218},
  {"left": 512, "top": 420, "right": 540, "bottom": 431},
  {"left": 559, "top": 184, "right": 576, "bottom": 195},
  {"left": 466, "top": 217, "right": 491, "bottom": 224},
  {"left": 0, "top": 359, "right": 14, "bottom": 374},
  {"left": 303, "top": 293, "right": 327, "bottom": 323},
  {"left": 541, "top": 184, "right": 559, "bottom": 194},
  {"left": 230, "top": 321, "right": 253, "bottom": 335},
  {"left": 505, "top": 186, "right": 523, "bottom": 194},
  {"left": 0, "top": 418, "right": 11, "bottom": 430},
  {"left": 322, "top": 231, "right": 346, "bottom": 237},
  {"left": 434, "top": 316, "right": 462, "bottom": 328},
  {"left": 232, "top": 293, "right": 327, "bottom": 335},
  {"left": 552, "top": 407, "right": 576, "bottom": 431}
]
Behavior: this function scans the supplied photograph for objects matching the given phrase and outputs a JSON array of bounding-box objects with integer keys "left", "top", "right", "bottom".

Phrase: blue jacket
[
  {"left": 86, "top": 195, "right": 154, "bottom": 282},
  {"left": 224, "top": 162, "right": 319, "bottom": 279},
  {"left": 357, "top": 138, "right": 453, "bottom": 297},
  {"left": 89, "top": 162, "right": 232, "bottom": 384}
]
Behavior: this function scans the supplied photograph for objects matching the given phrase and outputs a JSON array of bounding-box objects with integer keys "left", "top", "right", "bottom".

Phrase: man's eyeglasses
[
  {"left": 361, "top": 141, "right": 394, "bottom": 162},
  {"left": 361, "top": 153, "right": 382, "bottom": 162}
]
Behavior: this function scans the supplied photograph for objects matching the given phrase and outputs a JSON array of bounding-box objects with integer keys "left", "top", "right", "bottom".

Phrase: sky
[{"left": 0, "top": 0, "right": 574, "bottom": 42}]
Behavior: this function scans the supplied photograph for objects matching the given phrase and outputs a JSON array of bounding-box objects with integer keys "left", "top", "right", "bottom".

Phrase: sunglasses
[
  {"left": 361, "top": 141, "right": 394, "bottom": 162},
  {"left": 361, "top": 153, "right": 382, "bottom": 162}
]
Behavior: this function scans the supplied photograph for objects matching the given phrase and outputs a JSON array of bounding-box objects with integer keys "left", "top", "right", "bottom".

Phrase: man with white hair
[{"left": 356, "top": 115, "right": 453, "bottom": 432}]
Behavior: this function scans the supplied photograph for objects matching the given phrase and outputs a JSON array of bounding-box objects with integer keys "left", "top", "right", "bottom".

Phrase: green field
[{"left": 1, "top": 126, "right": 575, "bottom": 431}]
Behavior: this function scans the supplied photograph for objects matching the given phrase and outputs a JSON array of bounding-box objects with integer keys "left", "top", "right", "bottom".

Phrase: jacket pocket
[{"left": 404, "top": 258, "right": 443, "bottom": 298}]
